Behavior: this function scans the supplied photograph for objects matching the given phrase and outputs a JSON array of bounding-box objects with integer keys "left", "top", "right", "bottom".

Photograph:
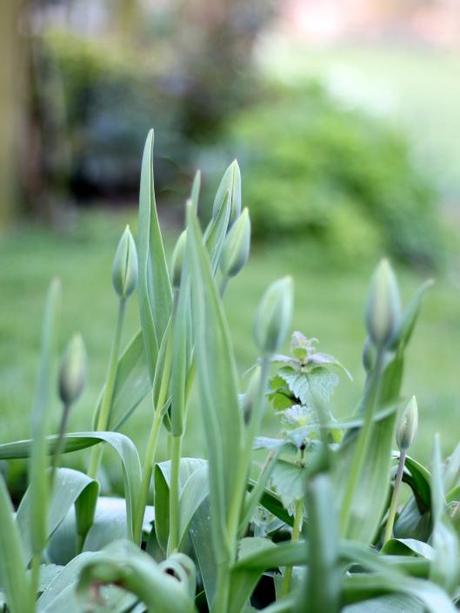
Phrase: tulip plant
[{"left": 0, "top": 129, "right": 459, "bottom": 612}]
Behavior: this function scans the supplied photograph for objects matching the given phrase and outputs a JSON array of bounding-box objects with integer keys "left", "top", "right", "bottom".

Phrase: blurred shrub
[
  {"left": 224, "top": 83, "right": 445, "bottom": 268},
  {"left": 43, "top": 31, "right": 185, "bottom": 200}
]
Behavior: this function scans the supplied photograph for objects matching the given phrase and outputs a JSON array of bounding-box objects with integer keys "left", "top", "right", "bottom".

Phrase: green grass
[{"left": 0, "top": 210, "right": 458, "bottom": 491}]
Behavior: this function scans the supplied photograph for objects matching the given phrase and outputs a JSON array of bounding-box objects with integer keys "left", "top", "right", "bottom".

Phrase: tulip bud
[
  {"left": 220, "top": 208, "right": 251, "bottom": 278},
  {"left": 112, "top": 225, "right": 138, "bottom": 299},
  {"left": 396, "top": 396, "right": 418, "bottom": 451},
  {"left": 241, "top": 366, "right": 261, "bottom": 424},
  {"left": 212, "top": 160, "right": 241, "bottom": 225},
  {"left": 59, "top": 334, "right": 87, "bottom": 405},
  {"left": 365, "top": 259, "right": 401, "bottom": 348},
  {"left": 362, "top": 336, "right": 376, "bottom": 373},
  {"left": 171, "top": 229, "right": 187, "bottom": 289},
  {"left": 254, "top": 276, "right": 294, "bottom": 354}
]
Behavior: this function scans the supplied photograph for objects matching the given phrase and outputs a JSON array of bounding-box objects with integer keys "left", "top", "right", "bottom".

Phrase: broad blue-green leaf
[
  {"left": 29, "top": 279, "right": 61, "bottom": 563},
  {"left": 0, "top": 475, "right": 34, "bottom": 613},
  {"left": 170, "top": 274, "right": 191, "bottom": 437},
  {"left": 47, "top": 497, "right": 154, "bottom": 565},
  {"left": 190, "top": 170, "right": 201, "bottom": 214},
  {"left": 186, "top": 205, "right": 243, "bottom": 561},
  {"left": 37, "top": 552, "right": 95, "bottom": 611},
  {"left": 204, "top": 191, "right": 231, "bottom": 274},
  {"left": 76, "top": 540, "right": 195, "bottom": 613},
  {"left": 212, "top": 160, "right": 241, "bottom": 225},
  {"left": 397, "top": 280, "right": 433, "bottom": 351},
  {"left": 443, "top": 443, "right": 460, "bottom": 492},
  {"left": 335, "top": 405, "right": 399, "bottom": 543},
  {"left": 304, "top": 473, "right": 340, "bottom": 613},
  {"left": 343, "top": 593, "right": 425, "bottom": 612},
  {"left": 137, "top": 129, "right": 172, "bottom": 379},
  {"left": 402, "top": 454, "right": 431, "bottom": 510},
  {"left": 381, "top": 538, "right": 435, "bottom": 559},
  {"left": 240, "top": 454, "right": 280, "bottom": 534},
  {"left": 248, "top": 480, "right": 294, "bottom": 527},
  {"left": 154, "top": 458, "right": 208, "bottom": 553},
  {"left": 108, "top": 330, "right": 151, "bottom": 430},
  {"left": 429, "top": 435, "right": 459, "bottom": 594},
  {"left": 394, "top": 497, "right": 431, "bottom": 542},
  {"left": 342, "top": 573, "right": 455, "bottom": 613},
  {"left": 16, "top": 467, "right": 98, "bottom": 564},
  {"left": 0, "top": 432, "right": 142, "bottom": 542},
  {"left": 229, "top": 537, "right": 277, "bottom": 613},
  {"left": 189, "top": 499, "right": 216, "bottom": 608}
]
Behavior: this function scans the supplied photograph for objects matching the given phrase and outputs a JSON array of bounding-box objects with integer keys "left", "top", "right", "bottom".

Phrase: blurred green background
[{"left": 1, "top": 1, "right": 459, "bottom": 487}]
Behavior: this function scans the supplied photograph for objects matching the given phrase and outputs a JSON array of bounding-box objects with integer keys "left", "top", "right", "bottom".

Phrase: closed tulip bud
[
  {"left": 241, "top": 366, "right": 261, "bottom": 424},
  {"left": 212, "top": 160, "right": 241, "bottom": 225},
  {"left": 254, "top": 276, "right": 294, "bottom": 354},
  {"left": 59, "top": 334, "right": 87, "bottom": 405},
  {"left": 112, "top": 226, "right": 138, "bottom": 299},
  {"left": 362, "top": 336, "right": 376, "bottom": 372},
  {"left": 365, "top": 259, "right": 401, "bottom": 348},
  {"left": 220, "top": 208, "right": 251, "bottom": 278},
  {"left": 171, "top": 229, "right": 187, "bottom": 289},
  {"left": 396, "top": 396, "right": 418, "bottom": 451}
]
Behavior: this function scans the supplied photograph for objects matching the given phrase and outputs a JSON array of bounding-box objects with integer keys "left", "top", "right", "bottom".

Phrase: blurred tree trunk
[
  {"left": 115, "top": 0, "right": 140, "bottom": 46},
  {"left": 0, "top": 0, "right": 29, "bottom": 229}
]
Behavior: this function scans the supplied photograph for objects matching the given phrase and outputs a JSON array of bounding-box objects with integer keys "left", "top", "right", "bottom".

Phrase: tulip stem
[
  {"left": 384, "top": 449, "right": 407, "bottom": 543},
  {"left": 50, "top": 401, "right": 71, "bottom": 485},
  {"left": 281, "top": 497, "right": 304, "bottom": 596},
  {"left": 340, "top": 348, "right": 385, "bottom": 536},
  {"left": 88, "top": 297, "right": 126, "bottom": 480}
]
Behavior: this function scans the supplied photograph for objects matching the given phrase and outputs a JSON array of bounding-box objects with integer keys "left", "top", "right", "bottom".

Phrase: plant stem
[
  {"left": 167, "top": 434, "right": 183, "bottom": 554},
  {"left": 88, "top": 298, "right": 126, "bottom": 480},
  {"left": 281, "top": 497, "right": 304, "bottom": 596},
  {"left": 383, "top": 449, "right": 407, "bottom": 543},
  {"left": 134, "top": 402, "right": 164, "bottom": 541},
  {"left": 134, "top": 350, "right": 173, "bottom": 542},
  {"left": 339, "top": 349, "right": 385, "bottom": 536},
  {"left": 50, "top": 401, "right": 71, "bottom": 485},
  {"left": 213, "top": 560, "right": 231, "bottom": 613},
  {"left": 213, "top": 354, "right": 272, "bottom": 613},
  {"left": 30, "top": 553, "right": 40, "bottom": 602}
]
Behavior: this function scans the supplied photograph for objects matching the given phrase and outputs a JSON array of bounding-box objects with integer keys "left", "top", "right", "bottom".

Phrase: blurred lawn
[
  {"left": 258, "top": 42, "right": 460, "bottom": 205},
  {"left": 0, "top": 210, "right": 459, "bottom": 489}
]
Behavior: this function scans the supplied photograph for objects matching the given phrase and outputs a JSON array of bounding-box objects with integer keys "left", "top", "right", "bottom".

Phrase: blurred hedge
[{"left": 222, "top": 83, "right": 445, "bottom": 268}]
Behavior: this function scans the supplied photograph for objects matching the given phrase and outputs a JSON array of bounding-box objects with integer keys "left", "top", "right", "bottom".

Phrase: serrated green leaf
[
  {"left": 278, "top": 367, "right": 339, "bottom": 407},
  {"left": 270, "top": 459, "right": 308, "bottom": 509}
]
